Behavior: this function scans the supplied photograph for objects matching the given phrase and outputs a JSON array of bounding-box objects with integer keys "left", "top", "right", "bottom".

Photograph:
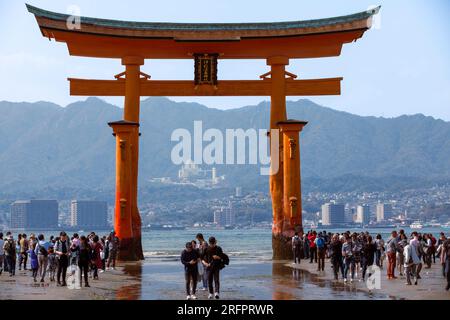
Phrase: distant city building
[
  {"left": 10, "top": 200, "right": 58, "bottom": 229},
  {"left": 71, "top": 200, "right": 108, "bottom": 229},
  {"left": 213, "top": 202, "right": 235, "bottom": 226},
  {"left": 321, "top": 202, "right": 345, "bottom": 226},
  {"left": 235, "top": 187, "right": 243, "bottom": 197},
  {"left": 376, "top": 203, "right": 392, "bottom": 222},
  {"left": 356, "top": 205, "right": 370, "bottom": 224}
]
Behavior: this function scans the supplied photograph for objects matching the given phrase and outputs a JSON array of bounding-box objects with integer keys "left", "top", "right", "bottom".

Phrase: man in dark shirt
[
  {"left": 201, "top": 236, "right": 223, "bottom": 299},
  {"left": 55, "top": 231, "right": 70, "bottom": 286},
  {"left": 329, "top": 234, "right": 344, "bottom": 280},
  {"left": 181, "top": 242, "right": 199, "bottom": 299}
]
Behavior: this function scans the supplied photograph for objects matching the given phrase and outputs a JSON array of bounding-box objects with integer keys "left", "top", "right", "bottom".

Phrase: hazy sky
[{"left": 0, "top": 0, "right": 449, "bottom": 120}]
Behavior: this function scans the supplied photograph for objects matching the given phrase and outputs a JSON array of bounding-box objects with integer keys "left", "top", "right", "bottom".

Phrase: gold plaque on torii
[{"left": 194, "top": 53, "right": 218, "bottom": 85}]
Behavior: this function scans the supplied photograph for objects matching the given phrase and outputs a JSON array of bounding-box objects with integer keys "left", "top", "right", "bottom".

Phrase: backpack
[
  {"left": 292, "top": 237, "right": 302, "bottom": 249},
  {"left": 219, "top": 253, "right": 229, "bottom": 270},
  {"left": 39, "top": 244, "right": 48, "bottom": 257},
  {"left": 316, "top": 237, "right": 325, "bottom": 249},
  {"left": 6, "top": 240, "right": 15, "bottom": 256}
]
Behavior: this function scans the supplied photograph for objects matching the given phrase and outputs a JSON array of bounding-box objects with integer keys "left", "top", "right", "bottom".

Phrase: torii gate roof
[{"left": 27, "top": 4, "right": 379, "bottom": 59}]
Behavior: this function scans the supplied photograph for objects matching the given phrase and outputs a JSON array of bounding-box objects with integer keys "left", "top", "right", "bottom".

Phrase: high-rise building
[
  {"left": 71, "top": 200, "right": 108, "bottom": 229},
  {"left": 321, "top": 202, "right": 345, "bottom": 226},
  {"left": 213, "top": 203, "right": 235, "bottom": 226},
  {"left": 235, "top": 186, "right": 242, "bottom": 197},
  {"left": 356, "top": 205, "right": 371, "bottom": 224},
  {"left": 376, "top": 203, "right": 392, "bottom": 222},
  {"left": 10, "top": 200, "right": 58, "bottom": 229}
]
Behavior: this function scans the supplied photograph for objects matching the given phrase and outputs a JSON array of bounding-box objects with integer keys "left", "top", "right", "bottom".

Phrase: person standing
[
  {"left": 47, "top": 247, "right": 57, "bottom": 282},
  {"left": 90, "top": 235, "right": 103, "bottom": 280},
  {"left": 404, "top": 235, "right": 421, "bottom": 286},
  {"left": 308, "top": 231, "right": 317, "bottom": 264},
  {"left": 315, "top": 232, "right": 326, "bottom": 271},
  {"left": 438, "top": 232, "right": 447, "bottom": 277},
  {"left": 106, "top": 231, "right": 119, "bottom": 270},
  {"left": 361, "top": 235, "right": 377, "bottom": 281},
  {"left": 78, "top": 236, "right": 91, "bottom": 287},
  {"left": 18, "top": 234, "right": 29, "bottom": 271},
  {"left": 202, "top": 236, "right": 224, "bottom": 299},
  {"left": 196, "top": 233, "right": 209, "bottom": 291},
  {"left": 375, "top": 234, "right": 385, "bottom": 268},
  {"left": 3, "top": 234, "right": 16, "bottom": 276},
  {"left": 342, "top": 235, "right": 355, "bottom": 283},
  {"left": 397, "top": 233, "right": 408, "bottom": 277},
  {"left": 303, "top": 232, "right": 310, "bottom": 260},
  {"left": 0, "top": 232, "right": 4, "bottom": 275},
  {"left": 28, "top": 242, "right": 39, "bottom": 282},
  {"left": 386, "top": 230, "right": 399, "bottom": 279},
  {"left": 441, "top": 235, "right": 450, "bottom": 291},
  {"left": 35, "top": 234, "right": 50, "bottom": 282},
  {"left": 292, "top": 232, "right": 303, "bottom": 265},
  {"left": 55, "top": 231, "right": 71, "bottom": 286},
  {"left": 181, "top": 242, "right": 199, "bottom": 300},
  {"left": 329, "top": 234, "right": 344, "bottom": 280}
]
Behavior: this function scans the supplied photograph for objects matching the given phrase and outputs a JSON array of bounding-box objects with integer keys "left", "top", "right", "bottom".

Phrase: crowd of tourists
[
  {"left": 291, "top": 229, "right": 450, "bottom": 290},
  {"left": 180, "top": 233, "right": 229, "bottom": 300},
  {"left": 0, "top": 230, "right": 120, "bottom": 287}
]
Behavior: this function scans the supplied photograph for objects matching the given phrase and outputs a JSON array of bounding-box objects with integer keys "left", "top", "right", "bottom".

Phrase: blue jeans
[
  {"left": 344, "top": 256, "right": 355, "bottom": 279},
  {"left": 201, "top": 265, "right": 208, "bottom": 289},
  {"left": 375, "top": 250, "right": 382, "bottom": 267}
]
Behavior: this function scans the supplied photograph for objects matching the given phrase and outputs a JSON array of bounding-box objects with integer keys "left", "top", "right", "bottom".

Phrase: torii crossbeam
[{"left": 28, "top": 4, "right": 379, "bottom": 260}]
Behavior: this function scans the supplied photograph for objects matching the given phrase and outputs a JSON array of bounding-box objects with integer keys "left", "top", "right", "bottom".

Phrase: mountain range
[{"left": 0, "top": 97, "right": 449, "bottom": 199}]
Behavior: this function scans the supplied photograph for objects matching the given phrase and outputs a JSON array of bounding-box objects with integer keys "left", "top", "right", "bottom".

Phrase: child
[
  {"left": 28, "top": 243, "right": 39, "bottom": 282},
  {"left": 47, "top": 247, "right": 57, "bottom": 282}
]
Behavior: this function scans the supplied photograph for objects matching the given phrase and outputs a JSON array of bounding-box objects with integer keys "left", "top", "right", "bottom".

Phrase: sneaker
[
  {"left": 191, "top": 295, "right": 197, "bottom": 300},
  {"left": 350, "top": 278, "right": 353, "bottom": 283},
  {"left": 344, "top": 278, "right": 347, "bottom": 283},
  {"left": 186, "top": 295, "right": 191, "bottom": 300},
  {"left": 99, "top": 270, "right": 104, "bottom": 273},
  {"left": 40, "top": 278, "right": 44, "bottom": 283},
  {"left": 214, "top": 293, "right": 220, "bottom": 299},
  {"left": 208, "top": 294, "right": 213, "bottom": 299},
  {"left": 405, "top": 282, "right": 412, "bottom": 285},
  {"left": 200, "top": 287, "right": 207, "bottom": 291},
  {"left": 85, "top": 283, "right": 90, "bottom": 287}
]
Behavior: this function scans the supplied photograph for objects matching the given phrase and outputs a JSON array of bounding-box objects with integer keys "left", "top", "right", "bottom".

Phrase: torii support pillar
[
  {"left": 121, "top": 56, "right": 145, "bottom": 261},
  {"left": 277, "top": 120, "right": 308, "bottom": 259},
  {"left": 108, "top": 120, "right": 142, "bottom": 261},
  {"left": 268, "top": 56, "right": 288, "bottom": 260}
]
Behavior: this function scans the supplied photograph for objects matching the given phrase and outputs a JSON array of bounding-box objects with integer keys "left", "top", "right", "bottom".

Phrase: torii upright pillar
[
  {"left": 267, "top": 56, "right": 288, "bottom": 260},
  {"left": 109, "top": 56, "right": 145, "bottom": 261},
  {"left": 278, "top": 120, "right": 307, "bottom": 257}
]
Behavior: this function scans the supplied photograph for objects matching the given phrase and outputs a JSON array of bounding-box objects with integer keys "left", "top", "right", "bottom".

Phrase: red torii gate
[{"left": 28, "top": 4, "right": 379, "bottom": 260}]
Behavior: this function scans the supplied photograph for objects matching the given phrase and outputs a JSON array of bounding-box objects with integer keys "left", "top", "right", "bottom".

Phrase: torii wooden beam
[{"left": 69, "top": 78, "right": 342, "bottom": 96}]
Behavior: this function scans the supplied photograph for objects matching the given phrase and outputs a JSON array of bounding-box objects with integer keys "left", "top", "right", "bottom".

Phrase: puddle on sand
[{"left": 112, "top": 261, "right": 391, "bottom": 300}]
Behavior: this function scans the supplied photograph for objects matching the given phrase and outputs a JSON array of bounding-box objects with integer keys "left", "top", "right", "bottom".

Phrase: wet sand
[
  {"left": 1, "top": 259, "right": 448, "bottom": 300},
  {"left": 289, "top": 259, "right": 450, "bottom": 300},
  {"left": 0, "top": 263, "right": 141, "bottom": 300}
]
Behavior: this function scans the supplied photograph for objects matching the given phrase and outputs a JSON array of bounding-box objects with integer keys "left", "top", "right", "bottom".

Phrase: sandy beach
[{"left": 2, "top": 258, "right": 448, "bottom": 300}]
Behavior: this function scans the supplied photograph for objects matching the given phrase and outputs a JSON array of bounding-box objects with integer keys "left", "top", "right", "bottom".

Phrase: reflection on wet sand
[
  {"left": 272, "top": 261, "right": 298, "bottom": 300},
  {"left": 116, "top": 263, "right": 143, "bottom": 300}
]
